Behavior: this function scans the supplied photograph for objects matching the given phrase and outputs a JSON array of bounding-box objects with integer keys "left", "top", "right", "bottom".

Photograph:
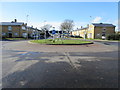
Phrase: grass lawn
[
  {"left": 70, "top": 37, "right": 84, "bottom": 39},
  {"left": 2, "top": 38, "right": 27, "bottom": 41},
  {"left": 30, "top": 39, "right": 93, "bottom": 45}
]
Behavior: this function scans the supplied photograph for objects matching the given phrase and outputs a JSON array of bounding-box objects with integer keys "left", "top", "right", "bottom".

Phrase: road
[
  {"left": 94, "top": 40, "right": 120, "bottom": 47},
  {"left": 1, "top": 40, "right": 119, "bottom": 88}
]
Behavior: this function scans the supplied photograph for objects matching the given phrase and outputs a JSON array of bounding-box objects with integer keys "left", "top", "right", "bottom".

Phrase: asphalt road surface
[
  {"left": 94, "top": 40, "right": 120, "bottom": 47},
  {"left": 1, "top": 40, "right": 119, "bottom": 88}
]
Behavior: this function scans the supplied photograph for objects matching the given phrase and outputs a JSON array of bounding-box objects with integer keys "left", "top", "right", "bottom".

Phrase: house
[
  {"left": 27, "top": 26, "right": 36, "bottom": 38},
  {"left": 0, "top": 19, "right": 28, "bottom": 38},
  {"left": 0, "top": 19, "right": 42, "bottom": 39},
  {"left": 72, "top": 23, "right": 116, "bottom": 39}
]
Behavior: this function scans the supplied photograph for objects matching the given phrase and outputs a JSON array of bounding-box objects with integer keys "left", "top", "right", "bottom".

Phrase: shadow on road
[{"left": 2, "top": 50, "right": 118, "bottom": 88}]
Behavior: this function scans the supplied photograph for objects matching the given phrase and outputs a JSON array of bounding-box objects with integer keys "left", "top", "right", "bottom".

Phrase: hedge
[{"left": 107, "top": 34, "right": 120, "bottom": 40}]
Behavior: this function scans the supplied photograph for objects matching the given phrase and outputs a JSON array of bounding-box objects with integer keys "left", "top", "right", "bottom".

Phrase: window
[
  {"left": 88, "top": 33, "right": 92, "bottom": 38},
  {"left": 14, "top": 33, "right": 18, "bottom": 36},
  {"left": 8, "top": 26, "right": 12, "bottom": 30},
  {"left": 102, "top": 28, "right": 106, "bottom": 32},
  {"left": 97, "top": 34, "right": 100, "bottom": 36},
  {"left": 22, "top": 33, "right": 27, "bottom": 37},
  {"left": 22, "top": 26, "right": 26, "bottom": 30},
  {"left": 102, "top": 32, "right": 106, "bottom": 36},
  {"left": 2, "top": 32, "right": 6, "bottom": 36}
]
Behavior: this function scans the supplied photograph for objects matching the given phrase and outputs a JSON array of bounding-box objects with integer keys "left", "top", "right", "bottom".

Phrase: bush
[
  {"left": 69, "top": 35, "right": 74, "bottom": 37},
  {"left": 70, "top": 35, "right": 82, "bottom": 38},
  {"left": 74, "top": 36, "right": 83, "bottom": 38},
  {"left": 107, "top": 34, "right": 120, "bottom": 40}
]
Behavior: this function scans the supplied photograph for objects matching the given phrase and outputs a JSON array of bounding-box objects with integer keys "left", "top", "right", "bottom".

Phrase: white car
[{"left": 102, "top": 36, "right": 106, "bottom": 40}]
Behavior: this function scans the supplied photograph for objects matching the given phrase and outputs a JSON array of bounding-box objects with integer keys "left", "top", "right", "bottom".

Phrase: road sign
[{"left": 52, "top": 30, "right": 56, "bottom": 34}]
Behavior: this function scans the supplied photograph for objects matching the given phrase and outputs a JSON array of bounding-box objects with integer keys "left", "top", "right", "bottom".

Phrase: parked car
[{"left": 102, "top": 36, "right": 106, "bottom": 40}]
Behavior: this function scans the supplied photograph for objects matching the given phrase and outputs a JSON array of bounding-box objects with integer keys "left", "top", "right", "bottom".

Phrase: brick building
[
  {"left": 0, "top": 19, "right": 41, "bottom": 38},
  {"left": 72, "top": 23, "right": 116, "bottom": 39}
]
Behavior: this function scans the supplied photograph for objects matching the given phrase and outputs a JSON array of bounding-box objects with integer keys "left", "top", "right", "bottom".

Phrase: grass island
[{"left": 30, "top": 39, "right": 93, "bottom": 45}]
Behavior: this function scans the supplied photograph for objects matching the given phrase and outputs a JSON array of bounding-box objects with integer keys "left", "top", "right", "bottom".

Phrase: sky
[{"left": 0, "top": 2, "right": 118, "bottom": 30}]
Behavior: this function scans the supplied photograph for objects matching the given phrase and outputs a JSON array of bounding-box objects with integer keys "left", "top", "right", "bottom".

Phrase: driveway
[{"left": 1, "top": 40, "right": 118, "bottom": 88}]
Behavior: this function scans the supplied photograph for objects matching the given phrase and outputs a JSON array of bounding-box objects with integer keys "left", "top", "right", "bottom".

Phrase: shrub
[
  {"left": 107, "top": 34, "right": 120, "bottom": 40},
  {"left": 74, "top": 36, "right": 83, "bottom": 38},
  {"left": 70, "top": 35, "right": 82, "bottom": 38}
]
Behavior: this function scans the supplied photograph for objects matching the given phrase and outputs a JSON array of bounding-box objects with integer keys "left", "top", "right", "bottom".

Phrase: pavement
[{"left": 1, "top": 40, "right": 119, "bottom": 88}]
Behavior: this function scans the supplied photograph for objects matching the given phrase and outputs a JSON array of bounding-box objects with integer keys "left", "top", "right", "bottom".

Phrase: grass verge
[{"left": 2, "top": 38, "right": 27, "bottom": 41}]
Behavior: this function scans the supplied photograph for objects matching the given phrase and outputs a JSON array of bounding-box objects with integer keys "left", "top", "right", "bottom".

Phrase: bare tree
[
  {"left": 41, "top": 24, "right": 52, "bottom": 32},
  {"left": 60, "top": 19, "right": 74, "bottom": 37}
]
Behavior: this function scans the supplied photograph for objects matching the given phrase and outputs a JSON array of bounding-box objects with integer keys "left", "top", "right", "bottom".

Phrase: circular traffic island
[{"left": 30, "top": 39, "right": 93, "bottom": 45}]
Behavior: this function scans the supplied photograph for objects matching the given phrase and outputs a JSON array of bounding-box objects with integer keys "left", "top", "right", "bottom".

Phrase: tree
[
  {"left": 41, "top": 24, "right": 52, "bottom": 32},
  {"left": 60, "top": 19, "right": 74, "bottom": 37},
  {"left": 40, "top": 24, "right": 52, "bottom": 39}
]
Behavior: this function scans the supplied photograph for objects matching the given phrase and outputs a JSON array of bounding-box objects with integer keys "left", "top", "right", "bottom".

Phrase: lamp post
[
  {"left": 33, "top": 30, "right": 35, "bottom": 40},
  {"left": 26, "top": 15, "right": 29, "bottom": 39},
  {"left": 35, "top": 27, "right": 38, "bottom": 40},
  {"left": 43, "top": 21, "right": 47, "bottom": 41},
  {"left": 84, "top": 31, "right": 86, "bottom": 40}
]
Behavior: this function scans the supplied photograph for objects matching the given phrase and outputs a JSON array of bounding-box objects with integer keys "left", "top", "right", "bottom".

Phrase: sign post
[
  {"left": 52, "top": 30, "right": 56, "bottom": 42},
  {"left": 52, "top": 30, "right": 56, "bottom": 35}
]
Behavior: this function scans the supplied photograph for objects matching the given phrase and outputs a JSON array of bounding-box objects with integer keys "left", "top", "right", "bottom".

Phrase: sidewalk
[
  {"left": 92, "top": 39, "right": 119, "bottom": 42},
  {"left": 70, "top": 38, "right": 119, "bottom": 42}
]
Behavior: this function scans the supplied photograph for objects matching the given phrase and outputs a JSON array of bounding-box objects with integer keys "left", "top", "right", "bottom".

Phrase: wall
[
  {"left": 94, "top": 26, "right": 115, "bottom": 39},
  {"left": 2, "top": 25, "right": 21, "bottom": 38},
  {"left": 1, "top": 25, "right": 28, "bottom": 38}
]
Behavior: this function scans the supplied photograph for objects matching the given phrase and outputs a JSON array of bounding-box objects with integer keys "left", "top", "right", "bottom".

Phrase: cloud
[
  {"left": 29, "top": 21, "right": 62, "bottom": 30},
  {"left": 92, "top": 17, "right": 102, "bottom": 23},
  {"left": 105, "top": 19, "right": 118, "bottom": 31},
  {"left": 30, "top": 21, "right": 89, "bottom": 30},
  {"left": 47, "top": 22, "right": 61, "bottom": 30},
  {"left": 113, "top": 20, "right": 118, "bottom": 25},
  {"left": 74, "top": 21, "right": 88, "bottom": 29}
]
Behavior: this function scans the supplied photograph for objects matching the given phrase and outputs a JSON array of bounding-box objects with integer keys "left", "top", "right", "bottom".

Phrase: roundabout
[{"left": 30, "top": 39, "right": 93, "bottom": 45}]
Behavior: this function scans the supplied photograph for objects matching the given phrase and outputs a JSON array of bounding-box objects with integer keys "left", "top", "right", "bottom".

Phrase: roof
[
  {"left": 73, "top": 27, "right": 88, "bottom": 31},
  {"left": 92, "top": 23, "right": 116, "bottom": 27},
  {"left": 0, "top": 22, "right": 24, "bottom": 26},
  {"left": 80, "top": 27, "right": 88, "bottom": 30}
]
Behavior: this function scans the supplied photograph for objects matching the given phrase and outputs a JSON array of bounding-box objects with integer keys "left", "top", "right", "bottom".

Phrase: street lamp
[
  {"left": 36, "top": 27, "right": 38, "bottom": 40},
  {"left": 26, "top": 15, "right": 29, "bottom": 39},
  {"left": 33, "top": 30, "right": 35, "bottom": 40}
]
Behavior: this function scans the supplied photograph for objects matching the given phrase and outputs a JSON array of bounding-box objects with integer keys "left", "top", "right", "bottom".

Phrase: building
[
  {"left": 72, "top": 23, "right": 116, "bottom": 39},
  {"left": 0, "top": 19, "right": 41, "bottom": 38},
  {"left": 0, "top": 19, "right": 28, "bottom": 38}
]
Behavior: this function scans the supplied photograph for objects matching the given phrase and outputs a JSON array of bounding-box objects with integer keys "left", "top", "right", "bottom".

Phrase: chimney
[{"left": 14, "top": 19, "right": 17, "bottom": 22}]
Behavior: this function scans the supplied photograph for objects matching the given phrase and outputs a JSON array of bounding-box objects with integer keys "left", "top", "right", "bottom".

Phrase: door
[
  {"left": 8, "top": 33, "right": 12, "bottom": 38},
  {"left": 88, "top": 33, "right": 92, "bottom": 38}
]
